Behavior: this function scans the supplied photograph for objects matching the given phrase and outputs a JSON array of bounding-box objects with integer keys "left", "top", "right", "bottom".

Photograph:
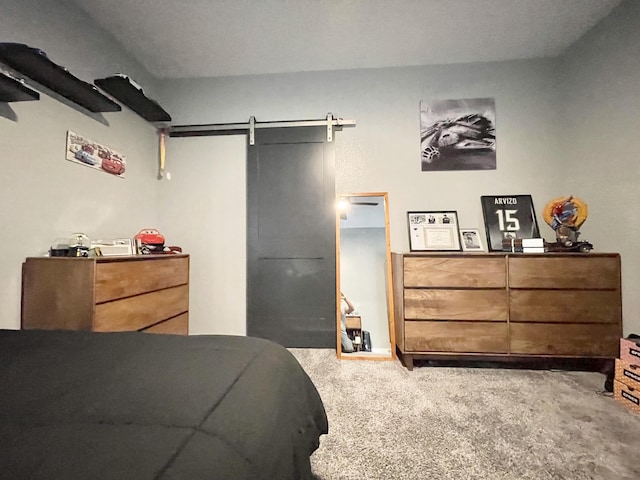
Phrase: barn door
[{"left": 247, "top": 126, "right": 336, "bottom": 347}]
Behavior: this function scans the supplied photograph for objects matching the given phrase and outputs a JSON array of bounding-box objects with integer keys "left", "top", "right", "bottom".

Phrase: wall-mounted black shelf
[
  {"left": 0, "top": 43, "right": 121, "bottom": 113},
  {"left": 95, "top": 75, "right": 171, "bottom": 122},
  {"left": 0, "top": 71, "right": 40, "bottom": 102}
]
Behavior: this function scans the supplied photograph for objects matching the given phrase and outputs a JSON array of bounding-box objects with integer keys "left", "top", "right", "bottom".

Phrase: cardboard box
[
  {"left": 344, "top": 315, "right": 361, "bottom": 330},
  {"left": 615, "top": 358, "right": 640, "bottom": 390},
  {"left": 613, "top": 379, "right": 640, "bottom": 414},
  {"left": 620, "top": 337, "right": 640, "bottom": 365}
]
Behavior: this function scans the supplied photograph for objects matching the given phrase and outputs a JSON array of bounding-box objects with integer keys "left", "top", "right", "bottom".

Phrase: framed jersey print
[{"left": 481, "top": 195, "right": 541, "bottom": 251}]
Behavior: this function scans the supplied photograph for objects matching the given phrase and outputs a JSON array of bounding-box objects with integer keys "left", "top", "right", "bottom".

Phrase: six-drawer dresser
[
  {"left": 22, "top": 254, "right": 189, "bottom": 334},
  {"left": 392, "top": 252, "right": 622, "bottom": 370}
]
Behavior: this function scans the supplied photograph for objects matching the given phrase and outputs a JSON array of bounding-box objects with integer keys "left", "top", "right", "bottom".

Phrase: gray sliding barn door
[{"left": 247, "top": 127, "right": 336, "bottom": 347}]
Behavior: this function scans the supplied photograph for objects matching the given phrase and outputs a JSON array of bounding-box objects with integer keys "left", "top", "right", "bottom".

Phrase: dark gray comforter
[{"left": 0, "top": 329, "right": 328, "bottom": 480}]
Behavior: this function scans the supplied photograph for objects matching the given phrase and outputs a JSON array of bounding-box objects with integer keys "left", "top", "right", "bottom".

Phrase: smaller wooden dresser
[{"left": 22, "top": 254, "right": 189, "bottom": 334}]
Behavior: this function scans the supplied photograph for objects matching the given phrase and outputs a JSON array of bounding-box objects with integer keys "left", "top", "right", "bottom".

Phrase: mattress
[{"left": 0, "top": 329, "right": 328, "bottom": 479}]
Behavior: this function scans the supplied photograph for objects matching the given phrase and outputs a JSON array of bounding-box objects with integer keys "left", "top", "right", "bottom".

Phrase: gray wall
[
  {"left": 0, "top": 0, "right": 161, "bottom": 328},
  {"left": 559, "top": 0, "right": 640, "bottom": 337},
  {"left": 157, "top": 59, "right": 565, "bottom": 336},
  {"left": 1, "top": 0, "right": 638, "bottom": 338},
  {"left": 0, "top": 0, "right": 159, "bottom": 94},
  {"left": 158, "top": 135, "right": 247, "bottom": 336}
]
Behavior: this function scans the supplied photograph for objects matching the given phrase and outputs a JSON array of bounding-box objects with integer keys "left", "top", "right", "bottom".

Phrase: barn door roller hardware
[{"left": 167, "top": 113, "right": 356, "bottom": 145}]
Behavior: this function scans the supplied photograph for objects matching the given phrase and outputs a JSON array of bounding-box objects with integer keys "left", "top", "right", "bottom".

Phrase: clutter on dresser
[
  {"left": 493, "top": 195, "right": 594, "bottom": 254},
  {"left": 68, "top": 233, "right": 90, "bottom": 257},
  {"left": 49, "top": 238, "right": 71, "bottom": 257},
  {"left": 90, "top": 238, "right": 135, "bottom": 256},
  {"left": 134, "top": 228, "right": 165, "bottom": 253},
  {"left": 46, "top": 229, "right": 182, "bottom": 257},
  {"left": 499, "top": 236, "right": 594, "bottom": 254},
  {"left": 542, "top": 195, "right": 593, "bottom": 253},
  {"left": 134, "top": 228, "right": 182, "bottom": 254},
  {"left": 49, "top": 233, "right": 131, "bottom": 257},
  {"left": 501, "top": 237, "right": 545, "bottom": 253}
]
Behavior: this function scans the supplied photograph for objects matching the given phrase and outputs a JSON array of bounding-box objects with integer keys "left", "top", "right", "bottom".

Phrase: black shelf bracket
[
  {"left": 0, "top": 43, "right": 121, "bottom": 113},
  {"left": 0, "top": 71, "right": 39, "bottom": 102},
  {"left": 95, "top": 75, "right": 171, "bottom": 123}
]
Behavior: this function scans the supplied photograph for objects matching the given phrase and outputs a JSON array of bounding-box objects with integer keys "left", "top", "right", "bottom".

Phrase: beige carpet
[{"left": 290, "top": 349, "right": 640, "bottom": 480}]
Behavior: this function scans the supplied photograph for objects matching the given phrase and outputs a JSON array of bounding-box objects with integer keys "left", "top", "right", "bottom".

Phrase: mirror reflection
[{"left": 337, "top": 193, "right": 394, "bottom": 359}]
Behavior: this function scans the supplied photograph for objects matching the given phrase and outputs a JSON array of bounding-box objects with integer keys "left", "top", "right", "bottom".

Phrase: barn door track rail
[{"left": 167, "top": 113, "right": 356, "bottom": 145}]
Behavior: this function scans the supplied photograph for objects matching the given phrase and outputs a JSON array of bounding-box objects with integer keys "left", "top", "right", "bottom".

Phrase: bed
[{"left": 0, "top": 329, "right": 328, "bottom": 480}]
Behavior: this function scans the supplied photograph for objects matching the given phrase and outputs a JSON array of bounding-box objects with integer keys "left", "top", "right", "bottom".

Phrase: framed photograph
[
  {"left": 481, "top": 195, "right": 541, "bottom": 251},
  {"left": 407, "top": 211, "right": 462, "bottom": 251},
  {"left": 420, "top": 97, "right": 496, "bottom": 171},
  {"left": 460, "top": 228, "right": 485, "bottom": 252}
]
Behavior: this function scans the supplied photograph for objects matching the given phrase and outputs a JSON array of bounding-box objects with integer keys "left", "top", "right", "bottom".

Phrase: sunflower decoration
[{"left": 542, "top": 195, "right": 588, "bottom": 245}]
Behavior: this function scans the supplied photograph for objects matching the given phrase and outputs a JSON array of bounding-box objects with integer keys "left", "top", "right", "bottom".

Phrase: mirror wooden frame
[{"left": 335, "top": 192, "right": 396, "bottom": 361}]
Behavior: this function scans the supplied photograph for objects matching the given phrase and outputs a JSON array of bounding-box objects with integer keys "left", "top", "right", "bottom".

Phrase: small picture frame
[
  {"left": 407, "top": 211, "right": 462, "bottom": 251},
  {"left": 481, "top": 195, "right": 541, "bottom": 251},
  {"left": 459, "top": 228, "right": 485, "bottom": 252}
]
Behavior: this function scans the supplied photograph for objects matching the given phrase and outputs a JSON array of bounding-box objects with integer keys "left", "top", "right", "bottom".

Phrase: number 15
[{"left": 496, "top": 209, "right": 520, "bottom": 231}]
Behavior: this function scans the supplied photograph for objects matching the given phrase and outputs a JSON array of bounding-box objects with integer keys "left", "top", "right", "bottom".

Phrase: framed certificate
[
  {"left": 481, "top": 195, "right": 541, "bottom": 251},
  {"left": 407, "top": 211, "right": 462, "bottom": 251}
]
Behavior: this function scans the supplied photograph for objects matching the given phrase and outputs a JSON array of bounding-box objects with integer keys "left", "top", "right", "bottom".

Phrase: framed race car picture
[{"left": 481, "top": 195, "right": 541, "bottom": 251}]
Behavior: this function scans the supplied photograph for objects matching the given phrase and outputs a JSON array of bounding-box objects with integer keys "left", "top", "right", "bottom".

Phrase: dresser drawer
[
  {"left": 143, "top": 313, "right": 189, "bottom": 335},
  {"left": 510, "top": 323, "right": 621, "bottom": 356},
  {"left": 94, "top": 284, "right": 189, "bottom": 332},
  {"left": 508, "top": 256, "right": 620, "bottom": 289},
  {"left": 405, "top": 289, "right": 507, "bottom": 321},
  {"left": 510, "top": 290, "right": 621, "bottom": 324},
  {"left": 403, "top": 256, "right": 505, "bottom": 288},
  {"left": 95, "top": 256, "right": 189, "bottom": 303},
  {"left": 405, "top": 321, "right": 509, "bottom": 353}
]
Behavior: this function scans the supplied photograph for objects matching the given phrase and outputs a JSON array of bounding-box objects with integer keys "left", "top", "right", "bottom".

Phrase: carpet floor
[{"left": 290, "top": 349, "right": 640, "bottom": 480}]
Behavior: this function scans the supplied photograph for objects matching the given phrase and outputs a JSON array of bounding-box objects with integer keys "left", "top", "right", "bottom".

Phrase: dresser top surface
[
  {"left": 393, "top": 252, "right": 619, "bottom": 258},
  {"left": 26, "top": 254, "right": 189, "bottom": 263}
]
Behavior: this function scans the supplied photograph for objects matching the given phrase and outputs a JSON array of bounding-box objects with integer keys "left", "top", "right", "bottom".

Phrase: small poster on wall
[
  {"left": 65, "top": 131, "right": 126, "bottom": 178},
  {"left": 419, "top": 97, "right": 496, "bottom": 171}
]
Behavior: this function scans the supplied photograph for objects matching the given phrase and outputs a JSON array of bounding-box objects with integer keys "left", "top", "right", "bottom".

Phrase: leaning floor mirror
[{"left": 336, "top": 192, "right": 396, "bottom": 360}]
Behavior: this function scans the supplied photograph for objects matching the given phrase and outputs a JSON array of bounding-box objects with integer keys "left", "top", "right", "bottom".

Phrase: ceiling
[{"left": 69, "top": 0, "right": 622, "bottom": 79}]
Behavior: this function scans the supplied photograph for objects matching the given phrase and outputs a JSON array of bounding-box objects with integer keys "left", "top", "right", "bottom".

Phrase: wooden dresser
[
  {"left": 392, "top": 252, "right": 622, "bottom": 370},
  {"left": 22, "top": 254, "right": 189, "bottom": 334}
]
